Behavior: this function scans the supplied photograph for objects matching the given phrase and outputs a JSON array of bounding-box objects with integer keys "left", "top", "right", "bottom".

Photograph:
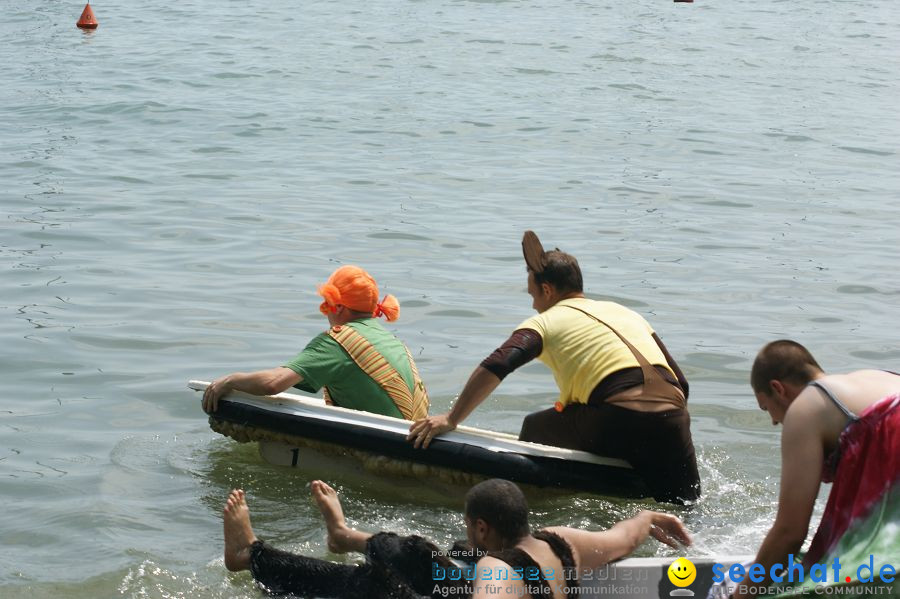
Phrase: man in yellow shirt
[{"left": 408, "top": 232, "right": 699, "bottom": 503}]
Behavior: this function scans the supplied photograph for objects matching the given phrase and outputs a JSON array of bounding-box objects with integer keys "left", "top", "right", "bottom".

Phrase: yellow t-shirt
[{"left": 517, "top": 297, "right": 673, "bottom": 407}]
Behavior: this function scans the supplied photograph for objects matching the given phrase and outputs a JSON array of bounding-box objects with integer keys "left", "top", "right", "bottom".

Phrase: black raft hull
[{"left": 190, "top": 381, "right": 648, "bottom": 498}]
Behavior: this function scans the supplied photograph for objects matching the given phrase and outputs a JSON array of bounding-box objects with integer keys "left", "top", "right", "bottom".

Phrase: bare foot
[
  {"left": 310, "top": 480, "right": 373, "bottom": 554},
  {"left": 311, "top": 480, "right": 351, "bottom": 553},
  {"left": 223, "top": 489, "right": 257, "bottom": 572}
]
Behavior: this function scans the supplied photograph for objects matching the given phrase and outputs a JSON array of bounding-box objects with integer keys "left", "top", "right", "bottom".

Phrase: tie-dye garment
[
  {"left": 803, "top": 393, "right": 900, "bottom": 569},
  {"left": 774, "top": 394, "right": 900, "bottom": 597}
]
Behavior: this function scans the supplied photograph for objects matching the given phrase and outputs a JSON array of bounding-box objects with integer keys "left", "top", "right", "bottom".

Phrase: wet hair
[
  {"left": 531, "top": 250, "right": 583, "bottom": 295},
  {"left": 464, "top": 479, "right": 530, "bottom": 544},
  {"left": 750, "top": 340, "right": 824, "bottom": 394}
]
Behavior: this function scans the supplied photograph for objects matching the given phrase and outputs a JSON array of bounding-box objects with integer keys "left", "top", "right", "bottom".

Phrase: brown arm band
[{"left": 480, "top": 329, "right": 543, "bottom": 380}]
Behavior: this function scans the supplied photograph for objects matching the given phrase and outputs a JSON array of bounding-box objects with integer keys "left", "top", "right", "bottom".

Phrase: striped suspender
[{"left": 326, "top": 325, "right": 429, "bottom": 421}]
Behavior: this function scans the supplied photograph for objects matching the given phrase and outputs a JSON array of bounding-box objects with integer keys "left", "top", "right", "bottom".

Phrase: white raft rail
[
  {"left": 189, "top": 380, "right": 648, "bottom": 497},
  {"left": 599, "top": 556, "right": 752, "bottom": 599}
]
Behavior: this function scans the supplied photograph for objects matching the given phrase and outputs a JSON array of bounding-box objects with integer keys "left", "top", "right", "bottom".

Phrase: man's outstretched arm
[
  {"left": 202, "top": 367, "right": 302, "bottom": 413},
  {"left": 407, "top": 366, "right": 501, "bottom": 448},
  {"left": 546, "top": 511, "right": 692, "bottom": 571},
  {"left": 407, "top": 329, "right": 541, "bottom": 449},
  {"left": 732, "top": 397, "right": 822, "bottom": 598}
]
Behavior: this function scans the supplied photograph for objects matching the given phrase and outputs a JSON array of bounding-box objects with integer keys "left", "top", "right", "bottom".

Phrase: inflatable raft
[{"left": 190, "top": 380, "right": 649, "bottom": 498}]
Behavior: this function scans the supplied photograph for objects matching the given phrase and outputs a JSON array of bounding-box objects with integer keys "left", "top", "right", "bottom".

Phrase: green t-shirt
[{"left": 283, "top": 318, "right": 415, "bottom": 418}]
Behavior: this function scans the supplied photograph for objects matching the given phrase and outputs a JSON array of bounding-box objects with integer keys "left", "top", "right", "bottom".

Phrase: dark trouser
[
  {"left": 519, "top": 402, "right": 701, "bottom": 504},
  {"left": 248, "top": 532, "right": 470, "bottom": 599}
]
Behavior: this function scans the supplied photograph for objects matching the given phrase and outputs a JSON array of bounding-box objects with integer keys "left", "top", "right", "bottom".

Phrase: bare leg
[
  {"left": 223, "top": 489, "right": 258, "bottom": 572},
  {"left": 310, "top": 480, "right": 371, "bottom": 554}
]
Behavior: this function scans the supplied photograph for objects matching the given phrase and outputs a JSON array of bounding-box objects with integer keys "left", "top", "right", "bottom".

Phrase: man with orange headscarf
[{"left": 202, "top": 265, "right": 428, "bottom": 420}]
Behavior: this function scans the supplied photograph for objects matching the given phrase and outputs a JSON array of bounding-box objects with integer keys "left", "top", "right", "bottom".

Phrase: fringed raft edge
[{"left": 210, "top": 416, "right": 487, "bottom": 487}]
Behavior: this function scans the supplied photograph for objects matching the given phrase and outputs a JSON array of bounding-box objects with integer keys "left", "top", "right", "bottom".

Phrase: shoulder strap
[
  {"left": 534, "top": 530, "right": 579, "bottom": 597},
  {"left": 485, "top": 548, "right": 553, "bottom": 599},
  {"left": 563, "top": 305, "right": 685, "bottom": 408},
  {"left": 809, "top": 381, "right": 858, "bottom": 422},
  {"left": 327, "top": 325, "right": 429, "bottom": 421}
]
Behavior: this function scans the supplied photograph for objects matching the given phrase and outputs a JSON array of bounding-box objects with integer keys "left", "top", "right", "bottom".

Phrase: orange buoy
[{"left": 76, "top": 3, "right": 98, "bottom": 29}]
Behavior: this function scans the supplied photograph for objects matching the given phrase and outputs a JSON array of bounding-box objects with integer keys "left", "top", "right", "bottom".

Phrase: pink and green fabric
[{"left": 779, "top": 394, "right": 900, "bottom": 596}]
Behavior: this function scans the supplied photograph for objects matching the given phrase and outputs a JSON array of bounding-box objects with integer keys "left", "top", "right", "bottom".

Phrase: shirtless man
[
  {"left": 734, "top": 340, "right": 900, "bottom": 597},
  {"left": 222, "top": 479, "right": 692, "bottom": 599},
  {"left": 460, "top": 480, "right": 691, "bottom": 598}
]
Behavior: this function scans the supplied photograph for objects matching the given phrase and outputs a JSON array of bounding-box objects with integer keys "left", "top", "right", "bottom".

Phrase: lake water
[{"left": 2, "top": 0, "right": 898, "bottom": 596}]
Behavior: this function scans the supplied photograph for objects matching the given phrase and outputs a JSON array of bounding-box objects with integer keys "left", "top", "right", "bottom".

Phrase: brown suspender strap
[
  {"left": 563, "top": 305, "right": 685, "bottom": 408},
  {"left": 326, "top": 325, "right": 429, "bottom": 421}
]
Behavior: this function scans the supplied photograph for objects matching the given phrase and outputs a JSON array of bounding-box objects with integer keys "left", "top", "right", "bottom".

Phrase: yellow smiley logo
[{"left": 667, "top": 557, "right": 697, "bottom": 587}]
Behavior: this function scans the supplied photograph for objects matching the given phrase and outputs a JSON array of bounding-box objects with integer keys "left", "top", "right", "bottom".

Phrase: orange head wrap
[{"left": 317, "top": 265, "right": 400, "bottom": 322}]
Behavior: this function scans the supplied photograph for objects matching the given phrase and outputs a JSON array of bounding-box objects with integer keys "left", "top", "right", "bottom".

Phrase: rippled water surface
[{"left": 2, "top": 0, "right": 898, "bottom": 596}]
